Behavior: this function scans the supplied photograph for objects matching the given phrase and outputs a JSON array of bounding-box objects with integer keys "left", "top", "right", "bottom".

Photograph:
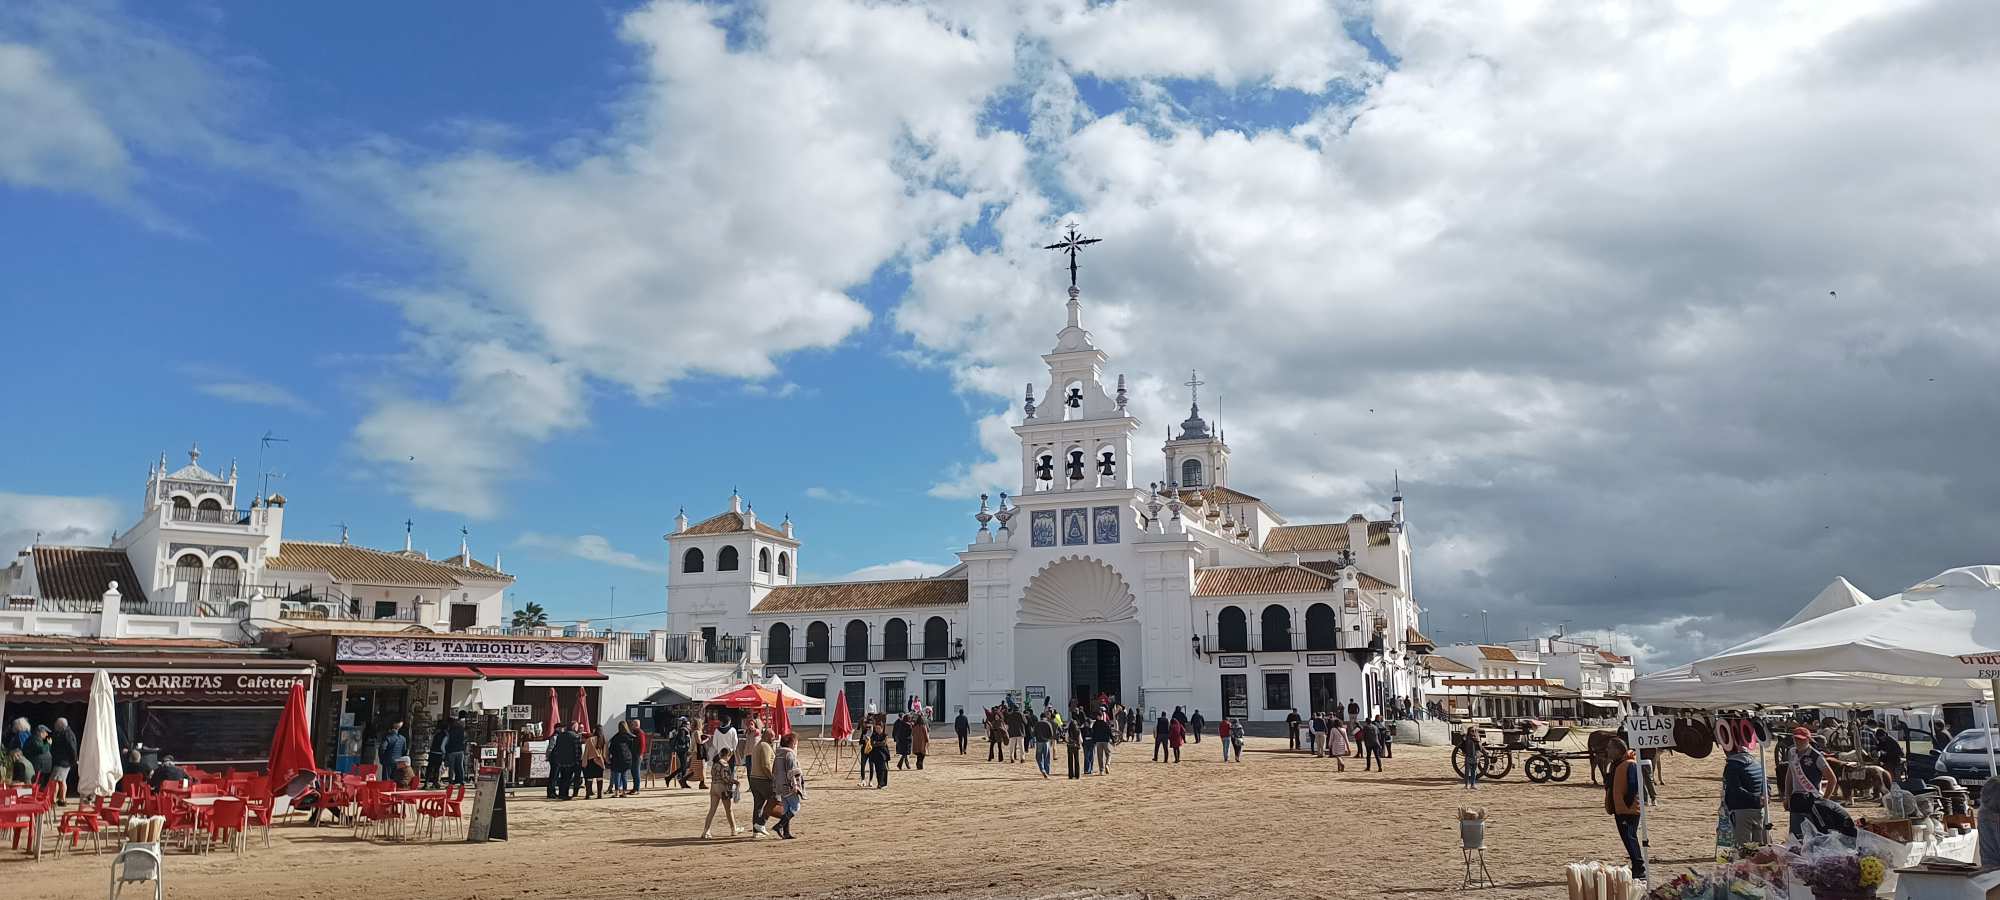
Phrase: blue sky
[{"left": 4, "top": 1, "right": 1998, "bottom": 663}]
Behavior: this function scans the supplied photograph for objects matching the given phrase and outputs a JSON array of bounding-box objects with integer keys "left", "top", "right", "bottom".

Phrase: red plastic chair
[
  {"left": 161, "top": 795, "right": 210, "bottom": 853},
  {"left": 238, "top": 781, "right": 275, "bottom": 846},
  {"left": 415, "top": 782, "right": 466, "bottom": 839},
  {"left": 351, "top": 782, "right": 403, "bottom": 840},
  {"left": 189, "top": 783, "right": 221, "bottom": 798},
  {"left": 352, "top": 763, "right": 379, "bottom": 780},
  {"left": 56, "top": 806, "right": 105, "bottom": 855},
  {"left": 205, "top": 797, "right": 248, "bottom": 853}
]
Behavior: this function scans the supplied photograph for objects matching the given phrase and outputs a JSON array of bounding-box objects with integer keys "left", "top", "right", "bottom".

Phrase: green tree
[{"left": 510, "top": 601, "right": 550, "bottom": 629}]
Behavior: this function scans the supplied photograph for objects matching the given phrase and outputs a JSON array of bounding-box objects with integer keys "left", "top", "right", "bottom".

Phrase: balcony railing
[
  {"left": 168, "top": 506, "right": 253, "bottom": 525},
  {"left": 768, "top": 642, "right": 955, "bottom": 666},
  {"left": 1, "top": 595, "right": 248, "bottom": 618},
  {"left": 1197, "top": 632, "right": 1359, "bottom": 654}
]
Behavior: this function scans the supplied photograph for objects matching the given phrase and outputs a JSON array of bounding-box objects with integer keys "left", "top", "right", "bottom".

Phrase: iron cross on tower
[{"left": 1043, "top": 223, "right": 1102, "bottom": 288}]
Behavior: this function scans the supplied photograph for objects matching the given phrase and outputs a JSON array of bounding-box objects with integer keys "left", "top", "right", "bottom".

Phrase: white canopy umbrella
[
  {"left": 75, "top": 668, "right": 122, "bottom": 799},
  {"left": 759, "top": 677, "right": 825, "bottom": 709},
  {"left": 1776, "top": 575, "right": 1872, "bottom": 630},
  {"left": 1690, "top": 565, "right": 2000, "bottom": 773},
  {"left": 1633, "top": 662, "right": 1984, "bottom": 709}
]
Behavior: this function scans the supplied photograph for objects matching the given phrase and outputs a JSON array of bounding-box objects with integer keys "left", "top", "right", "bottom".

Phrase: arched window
[
  {"left": 1305, "top": 602, "right": 1337, "bottom": 651},
  {"left": 805, "top": 622, "right": 830, "bottom": 662},
  {"left": 197, "top": 497, "right": 222, "bottom": 513},
  {"left": 1216, "top": 605, "right": 1248, "bottom": 652},
  {"left": 1181, "top": 458, "right": 1203, "bottom": 487},
  {"left": 758, "top": 548, "right": 771, "bottom": 573},
  {"left": 171, "top": 496, "right": 191, "bottom": 511},
  {"left": 209, "top": 555, "right": 241, "bottom": 603},
  {"left": 173, "top": 553, "right": 204, "bottom": 603},
  {"left": 882, "top": 619, "right": 908, "bottom": 660},
  {"left": 923, "top": 616, "right": 949, "bottom": 659},
  {"left": 682, "top": 547, "right": 704, "bottom": 573},
  {"left": 718, "top": 546, "right": 739, "bottom": 571},
  {"left": 776, "top": 552, "right": 790, "bottom": 577},
  {"left": 843, "top": 619, "right": 869, "bottom": 662},
  {"left": 1261, "top": 604, "right": 1293, "bottom": 652},
  {"left": 768, "top": 623, "right": 792, "bottom": 664}
]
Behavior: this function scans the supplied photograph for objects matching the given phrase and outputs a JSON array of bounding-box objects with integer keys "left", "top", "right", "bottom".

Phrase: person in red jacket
[
  {"left": 1218, "top": 718, "right": 1235, "bottom": 761},
  {"left": 1168, "top": 717, "right": 1186, "bottom": 763}
]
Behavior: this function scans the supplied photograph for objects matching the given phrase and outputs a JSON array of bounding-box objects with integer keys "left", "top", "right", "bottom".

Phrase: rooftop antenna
[
  {"left": 257, "top": 430, "right": 289, "bottom": 502},
  {"left": 333, "top": 521, "right": 349, "bottom": 545}
]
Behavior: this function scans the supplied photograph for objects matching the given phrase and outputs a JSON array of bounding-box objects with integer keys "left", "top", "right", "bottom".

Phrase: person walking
[
  {"left": 1307, "top": 713, "right": 1324, "bottom": 756},
  {"left": 667, "top": 717, "right": 694, "bottom": 788},
  {"left": 376, "top": 721, "right": 408, "bottom": 782},
  {"left": 609, "top": 720, "right": 640, "bottom": 797},
  {"left": 443, "top": 716, "right": 470, "bottom": 786},
  {"left": 1379, "top": 714, "right": 1395, "bottom": 759},
  {"left": 867, "top": 722, "right": 891, "bottom": 788},
  {"left": 954, "top": 709, "right": 970, "bottom": 755},
  {"left": 1091, "top": 714, "right": 1113, "bottom": 774},
  {"left": 1005, "top": 706, "right": 1027, "bottom": 763},
  {"left": 1286, "top": 708, "right": 1302, "bottom": 750},
  {"left": 1189, "top": 709, "right": 1205, "bottom": 744},
  {"left": 1153, "top": 713, "right": 1171, "bottom": 762},
  {"left": 423, "top": 716, "right": 449, "bottom": 788},
  {"left": 1081, "top": 713, "right": 1097, "bottom": 775},
  {"left": 1325, "top": 714, "right": 1349, "bottom": 771},
  {"left": 1113, "top": 707, "right": 1128, "bottom": 745},
  {"left": 1168, "top": 716, "right": 1186, "bottom": 763},
  {"left": 702, "top": 747, "right": 739, "bottom": 838},
  {"left": 1033, "top": 713, "right": 1055, "bottom": 778},
  {"left": 1360, "top": 717, "right": 1384, "bottom": 772},
  {"left": 749, "top": 727, "right": 776, "bottom": 837},
  {"left": 1171, "top": 706, "right": 1189, "bottom": 740},
  {"left": 1065, "top": 717, "right": 1082, "bottom": 779},
  {"left": 893, "top": 714, "right": 914, "bottom": 770},
  {"left": 1722, "top": 738, "right": 1768, "bottom": 851},
  {"left": 772, "top": 733, "right": 805, "bottom": 839},
  {"left": 1458, "top": 724, "right": 1483, "bottom": 790},
  {"left": 1218, "top": 717, "right": 1235, "bottom": 762},
  {"left": 46, "top": 718, "right": 77, "bottom": 806},
  {"left": 986, "top": 709, "right": 1007, "bottom": 762},
  {"left": 1604, "top": 737, "right": 1646, "bottom": 882},
  {"left": 1229, "top": 717, "right": 1245, "bottom": 762},
  {"left": 911, "top": 716, "right": 930, "bottom": 769}
]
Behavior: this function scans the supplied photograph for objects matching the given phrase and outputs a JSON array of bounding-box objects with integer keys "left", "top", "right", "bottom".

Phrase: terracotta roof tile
[
  {"left": 1173, "top": 485, "right": 1263, "bottom": 507},
  {"left": 1297, "top": 561, "right": 1400, "bottom": 591},
  {"left": 1477, "top": 645, "right": 1519, "bottom": 662},
  {"left": 1262, "top": 521, "right": 1394, "bottom": 553},
  {"left": 439, "top": 552, "right": 508, "bottom": 578},
  {"left": 753, "top": 578, "right": 967, "bottom": 613},
  {"left": 266, "top": 541, "right": 512, "bottom": 587},
  {"left": 31, "top": 546, "right": 148, "bottom": 605},
  {"left": 1406, "top": 626, "right": 1436, "bottom": 649},
  {"left": 1421, "top": 655, "right": 1476, "bottom": 674},
  {"left": 1192, "top": 565, "right": 1335, "bottom": 596},
  {"left": 1598, "top": 650, "right": 1629, "bottom": 665},
  {"left": 682, "top": 511, "right": 790, "bottom": 539}
]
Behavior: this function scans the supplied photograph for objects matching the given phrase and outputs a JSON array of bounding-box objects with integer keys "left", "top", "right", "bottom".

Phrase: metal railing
[
  {"left": 168, "top": 506, "right": 252, "bottom": 525},
  {"left": 768, "top": 642, "right": 955, "bottom": 666},
  {"left": 4, "top": 596, "right": 103, "bottom": 613},
  {"left": 271, "top": 585, "right": 415, "bottom": 622},
  {"left": 1199, "top": 632, "right": 1347, "bottom": 654},
  {"left": 124, "top": 599, "right": 251, "bottom": 619}
]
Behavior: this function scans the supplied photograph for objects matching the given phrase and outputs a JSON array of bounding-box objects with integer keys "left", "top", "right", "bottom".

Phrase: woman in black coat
[
  {"left": 868, "top": 722, "right": 892, "bottom": 788},
  {"left": 893, "top": 715, "right": 915, "bottom": 769}
]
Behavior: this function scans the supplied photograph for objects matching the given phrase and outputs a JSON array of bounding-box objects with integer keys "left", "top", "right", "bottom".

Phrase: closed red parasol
[
  {"left": 265, "top": 682, "right": 315, "bottom": 795},
  {"left": 829, "top": 689, "right": 852, "bottom": 741},
  {"left": 571, "top": 687, "right": 592, "bottom": 733},
  {"left": 773, "top": 686, "right": 792, "bottom": 737},
  {"left": 546, "top": 686, "right": 560, "bottom": 738}
]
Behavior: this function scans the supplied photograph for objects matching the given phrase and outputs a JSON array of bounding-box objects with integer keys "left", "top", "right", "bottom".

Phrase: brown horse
[{"left": 1587, "top": 729, "right": 1668, "bottom": 788}]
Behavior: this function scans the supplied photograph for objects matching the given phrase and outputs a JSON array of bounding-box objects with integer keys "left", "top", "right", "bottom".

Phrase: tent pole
[{"left": 1986, "top": 680, "right": 1998, "bottom": 777}]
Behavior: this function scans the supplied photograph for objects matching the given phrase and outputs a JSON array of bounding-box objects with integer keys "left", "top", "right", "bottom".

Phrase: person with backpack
[{"left": 1604, "top": 736, "right": 1646, "bottom": 882}]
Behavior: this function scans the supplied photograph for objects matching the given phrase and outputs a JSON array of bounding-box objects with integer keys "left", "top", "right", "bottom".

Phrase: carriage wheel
[
  {"left": 1482, "top": 750, "right": 1513, "bottom": 780},
  {"left": 1451, "top": 746, "right": 1473, "bottom": 778},
  {"left": 1548, "top": 757, "right": 1572, "bottom": 782},
  {"left": 1524, "top": 755, "right": 1551, "bottom": 783}
]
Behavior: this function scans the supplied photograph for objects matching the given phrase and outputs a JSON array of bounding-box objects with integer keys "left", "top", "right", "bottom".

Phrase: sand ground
[{"left": 3, "top": 734, "right": 1811, "bottom": 899}]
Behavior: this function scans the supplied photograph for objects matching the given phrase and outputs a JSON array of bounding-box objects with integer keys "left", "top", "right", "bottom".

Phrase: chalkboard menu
[{"left": 139, "top": 705, "right": 284, "bottom": 767}]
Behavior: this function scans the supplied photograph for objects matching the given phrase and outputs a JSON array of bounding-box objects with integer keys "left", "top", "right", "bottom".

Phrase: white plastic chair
[{"left": 109, "top": 841, "right": 163, "bottom": 900}]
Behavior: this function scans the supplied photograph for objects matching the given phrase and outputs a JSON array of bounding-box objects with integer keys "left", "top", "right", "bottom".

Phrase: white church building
[{"left": 666, "top": 270, "right": 1427, "bottom": 727}]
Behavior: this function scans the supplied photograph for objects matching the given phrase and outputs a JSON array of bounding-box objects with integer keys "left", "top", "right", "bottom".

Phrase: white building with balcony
[
  {"left": 0, "top": 444, "right": 513, "bottom": 641},
  {"left": 1505, "top": 635, "right": 1636, "bottom": 719},
  {"left": 666, "top": 266, "right": 1426, "bottom": 728},
  {"left": 1433, "top": 643, "right": 1557, "bottom": 719}
]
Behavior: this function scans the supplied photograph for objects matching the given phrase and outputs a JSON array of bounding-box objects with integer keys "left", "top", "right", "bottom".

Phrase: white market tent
[
  {"left": 1689, "top": 565, "right": 2000, "bottom": 772},
  {"left": 758, "top": 677, "right": 826, "bottom": 709}
]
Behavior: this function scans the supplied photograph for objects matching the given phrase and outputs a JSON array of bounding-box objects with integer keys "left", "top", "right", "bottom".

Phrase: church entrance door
[{"left": 1068, "top": 639, "right": 1121, "bottom": 712}]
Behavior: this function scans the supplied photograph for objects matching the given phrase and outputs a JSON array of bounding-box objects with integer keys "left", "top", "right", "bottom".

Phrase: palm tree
[{"left": 510, "top": 601, "right": 550, "bottom": 629}]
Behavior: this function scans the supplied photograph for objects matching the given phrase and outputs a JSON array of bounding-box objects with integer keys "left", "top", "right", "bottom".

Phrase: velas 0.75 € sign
[{"left": 1621, "top": 715, "right": 1676, "bottom": 750}]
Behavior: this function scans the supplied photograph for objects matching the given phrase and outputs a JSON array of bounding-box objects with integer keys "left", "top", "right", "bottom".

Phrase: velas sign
[
  {"left": 4, "top": 670, "right": 310, "bottom": 703},
  {"left": 335, "top": 635, "right": 598, "bottom": 666}
]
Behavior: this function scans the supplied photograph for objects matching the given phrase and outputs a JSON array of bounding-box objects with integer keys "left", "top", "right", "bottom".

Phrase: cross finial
[
  {"left": 1043, "top": 222, "right": 1102, "bottom": 289},
  {"left": 1185, "top": 369, "right": 1205, "bottom": 406}
]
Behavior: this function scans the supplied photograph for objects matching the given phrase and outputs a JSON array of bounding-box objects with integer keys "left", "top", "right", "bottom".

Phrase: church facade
[{"left": 666, "top": 277, "right": 1427, "bottom": 726}]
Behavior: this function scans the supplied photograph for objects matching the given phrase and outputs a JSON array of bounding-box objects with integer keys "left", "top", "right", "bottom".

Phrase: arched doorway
[{"left": 1068, "top": 639, "right": 1121, "bottom": 712}]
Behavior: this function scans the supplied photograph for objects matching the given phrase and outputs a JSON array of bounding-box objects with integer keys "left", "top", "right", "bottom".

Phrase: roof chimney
[
  {"left": 743, "top": 504, "right": 757, "bottom": 531},
  {"left": 673, "top": 506, "right": 688, "bottom": 534},
  {"left": 782, "top": 513, "right": 793, "bottom": 539},
  {"left": 729, "top": 489, "right": 742, "bottom": 514},
  {"left": 1345, "top": 513, "right": 1369, "bottom": 558}
]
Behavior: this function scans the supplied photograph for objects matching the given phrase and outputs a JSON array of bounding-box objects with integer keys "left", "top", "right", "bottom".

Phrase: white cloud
[
  {"left": 0, "top": 493, "right": 122, "bottom": 552},
  {"left": 0, "top": 44, "right": 131, "bottom": 202},
  {"left": 515, "top": 531, "right": 663, "bottom": 574},
  {"left": 803, "top": 486, "right": 872, "bottom": 505},
  {"left": 1027, "top": 0, "right": 1379, "bottom": 93},
  {"left": 193, "top": 377, "right": 318, "bottom": 414},
  {"left": 826, "top": 559, "right": 952, "bottom": 582}
]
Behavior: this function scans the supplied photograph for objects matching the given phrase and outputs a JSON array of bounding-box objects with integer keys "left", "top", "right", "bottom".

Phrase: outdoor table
[
  {"left": 381, "top": 790, "right": 447, "bottom": 840},
  {"left": 0, "top": 800, "right": 50, "bottom": 860}
]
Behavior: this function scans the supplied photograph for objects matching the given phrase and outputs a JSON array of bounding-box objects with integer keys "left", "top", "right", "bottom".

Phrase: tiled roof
[
  {"left": 1598, "top": 650, "right": 1630, "bottom": 665},
  {"left": 1422, "top": 655, "right": 1476, "bottom": 674},
  {"left": 1174, "top": 485, "right": 1262, "bottom": 507},
  {"left": 753, "top": 578, "right": 967, "bottom": 613},
  {"left": 1192, "top": 565, "right": 1335, "bottom": 596},
  {"left": 439, "top": 552, "right": 509, "bottom": 578},
  {"left": 683, "top": 511, "right": 790, "bottom": 539},
  {"left": 1262, "top": 521, "right": 1394, "bottom": 553},
  {"left": 266, "top": 541, "right": 512, "bottom": 587},
  {"left": 1406, "top": 626, "right": 1436, "bottom": 649},
  {"left": 1298, "top": 561, "right": 1400, "bottom": 591},
  {"left": 1477, "top": 645, "right": 1519, "bottom": 662},
  {"left": 1443, "top": 677, "right": 1557, "bottom": 688},
  {"left": 32, "top": 546, "right": 148, "bottom": 605}
]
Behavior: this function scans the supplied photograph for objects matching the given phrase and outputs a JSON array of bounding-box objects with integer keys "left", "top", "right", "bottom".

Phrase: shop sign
[
  {"left": 921, "top": 662, "right": 947, "bottom": 675},
  {"left": 1216, "top": 654, "right": 1248, "bottom": 669},
  {"left": 842, "top": 664, "right": 867, "bottom": 676},
  {"left": 504, "top": 705, "right": 533, "bottom": 720},
  {"left": 335, "top": 635, "right": 597, "bottom": 666},
  {"left": 1306, "top": 653, "right": 1338, "bottom": 667},
  {"left": 766, "top": 666, "right": 789, "bottom": 678},
  {"left": 3, "top": 670, "right": 309, "bottom": 703},
  {"left": 1622, "top": 715, "right": 1676, "bottom": 750}
]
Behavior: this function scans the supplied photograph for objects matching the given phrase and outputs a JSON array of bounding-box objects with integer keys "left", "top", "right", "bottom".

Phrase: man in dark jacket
[
  {"left": 1285, "top": 709, "right": 1302, "bottom": 750},
  {"left": 1722, "top": 744, "right": 1768, "bottom": 850},
  {"left": 1153, "top": 713, "right": 1171, "bottom": 762},
  {"left": 377, "top": 721, "right": 408, "bottom": 781},
  {"left": 1004, "top": 706, "right": 1026, "bottom": 763},
  {"left": 423, "top": 716, "right": 449, "bottom": 787},
  {"left": 1871, "top": 725, "right": 1904, "bottom": 782},
  {"left": 48, "top": 718, "right": 78, "bottom": 805},
  {"left": 953, "top": 709, "right": 970, "bottom": 755},
  {"left": 442, "top": 717, "right": 469, "bottom": 785},
  {"left": 1189, "top": 709, "right": 1205, "bottom": 743},
  {"left": 549, "top": 723, "right": 583, "bottom": 800}
]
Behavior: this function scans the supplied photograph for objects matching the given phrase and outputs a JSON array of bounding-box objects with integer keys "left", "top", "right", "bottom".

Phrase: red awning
[
  {"left": 474, "top": 666, "right": 605, "bottom": 680},
  {"left": 336, "top": 663, "right": 482, "bottom": 678}
]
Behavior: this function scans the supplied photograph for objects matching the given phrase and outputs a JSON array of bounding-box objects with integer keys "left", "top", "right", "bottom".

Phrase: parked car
[{"left": 1933, "top": 726, "right": 1996, "bottom": 785}]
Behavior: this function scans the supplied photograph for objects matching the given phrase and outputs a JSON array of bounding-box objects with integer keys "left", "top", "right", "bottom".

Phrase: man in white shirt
[{"left": 713, "top": 719, "right": 740, "bottom": 768}]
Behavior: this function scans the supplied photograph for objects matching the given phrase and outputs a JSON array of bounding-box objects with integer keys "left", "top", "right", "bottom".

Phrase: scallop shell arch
[{"left": 1018, "top": 556, "right": 1137, "bottom": 626}]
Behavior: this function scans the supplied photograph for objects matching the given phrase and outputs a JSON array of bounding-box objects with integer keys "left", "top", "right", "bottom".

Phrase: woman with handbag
[
  {"left": 771, "top": 733, "right": 805, "bottom": 840},
  {"left": 701, "top": 747, "right": 739, "bottom": 838}
]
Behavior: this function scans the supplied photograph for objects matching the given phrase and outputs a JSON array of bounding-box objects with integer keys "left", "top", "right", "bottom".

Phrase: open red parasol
[
  {"left": 265, "top": 681, "right": 316, "bottom": 795},
  {"left": 829, "top": 689, "right": 852, "bottom": 741},
  {"left": 707, "top": 683, "right": 780, "bottom": 709}
]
